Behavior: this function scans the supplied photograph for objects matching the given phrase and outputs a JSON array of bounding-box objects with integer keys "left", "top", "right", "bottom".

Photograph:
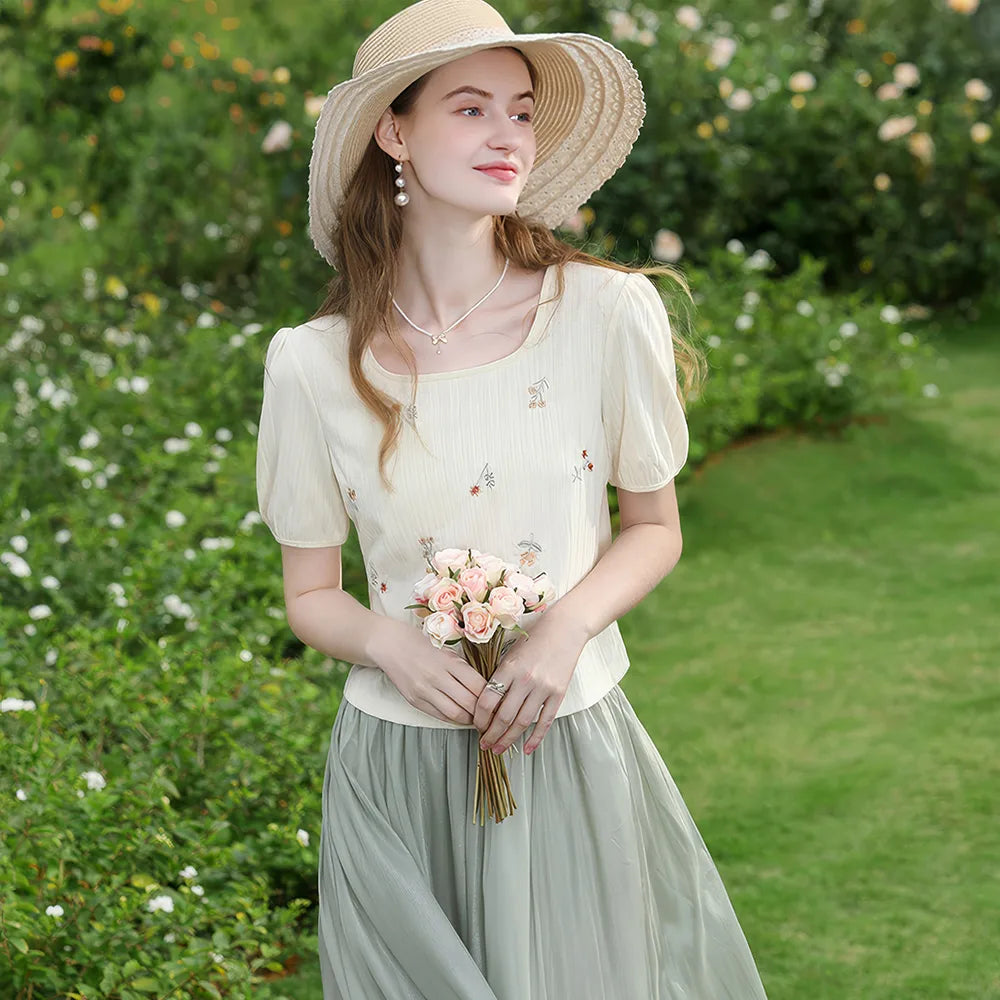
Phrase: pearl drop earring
[{"left": 394, "top": 161, "right": 409, "bottom": 206}]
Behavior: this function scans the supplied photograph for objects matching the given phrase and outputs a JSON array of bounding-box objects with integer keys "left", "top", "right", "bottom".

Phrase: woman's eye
[{"left": 459, "top": 107, "right": 532, "bottom": 124}]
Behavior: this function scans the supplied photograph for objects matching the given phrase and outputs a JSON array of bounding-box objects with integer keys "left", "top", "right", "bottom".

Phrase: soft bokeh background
[{"left": 2, "top": 0, "right": 997, "bottom": 997}]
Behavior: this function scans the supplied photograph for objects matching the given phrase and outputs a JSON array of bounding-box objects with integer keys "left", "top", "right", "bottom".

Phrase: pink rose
[
  {"left": 530, "top": 572, "right": 556, "bottom": 605},
  {"left": 427, "top": 578, "right": 464, "bottom": 613},
  {"left": 431, "top": 548, "right": 471, "bottom": 575},
  {"left": 431, "top": 547, "right": 481, "bottom": 575},
  {"left": 457, "top": 566, "right": 489, "bottom": 603},
  {"left": 423, "top": 611, "right": 463, "bottom": 648},
  {"left": 412, "top": 571, "right": 439, "bottom": 602},
  {"left": 487, "top": 586, "right": 525, "bottom": 628},
  {"left": 476, "top": 554, "right": 509, "bottom": 586},
  {"left": 461, "top": 601, "right": 501, "bottom": 644}
]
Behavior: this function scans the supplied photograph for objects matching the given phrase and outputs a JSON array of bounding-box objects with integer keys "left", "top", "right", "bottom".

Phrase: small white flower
[
  {"left": 1, "top": 697, "right": 37, "bottom": 712},
  {"left": 79, "top": 428, "right": 101, "bottom": 449},
  {"left": 239, "top": 649, "right": 253, "bottom": 662},
  {"left": 179, "top": 865, "right": 198, "bottom": 879},
  {"left": 898, "top": 331, "right": 915, "bottom": 346},
  {"left": 796, "top": 300, "right": 815, "bottom": 317},
  {"left": 165, "top": 510, "right": 187, "bottom": 528},
  {"left": 296, "top": 829, "right": 310, "bottom": 847},
  {"left": 742, "top": 290, "right": 760, "bottom": 309},
  {"left": 922, "top": 383, "right": 940, "bottom": 398},
  {"left": 46, "top": 904, "right": 64, "bottom": 917},
  {"left": 709, "top": 36, "right": 737, "bottom": 68},
  {"left": 652, "top": 228, "right": 684, "bottom": 262},
  {"left": 893, "top": 62, "right": 920, "bottom": 89},
  {"left": 707, "top": 334, "right": 722, "bottom": 349},
  {"left": 733, "top": 352, "right": 749, "bottom": 367},
  {"left": 745, "top": 249, "right": 773, "bottom": 271},
  {"left": 190, "top": 884, "right": 205, "bottom": 896},
  {"left": 726, "top": 87, "right": 753, "bottom": 110},
  {"left": 10, "top": 535, "right": 28, "bottom": 554},
  {"left": 163, "top": 438, "right": 192, "bottom": 454},
  {"left": 735, "top": 313, "right": 754, "bottom": 331},
  {"left": 261, "top": 120, "right": 293, "bottom": 154},
  {"left": 212, "top": 952, "right": 225, "bottom": 963},
  {"left": 878, "top": 115, "right": 917, "bottom": 142},
  {"left": 3, "top": 553, "right": 32, "bottom": 578},
  {"left": 965, "top": 78, "right": 992, "bottom": 102},
  {"left": 80, "top": 770, "right": 106, "bottom": 790},
  {"left": 675, "top": 5, "right": 702, "bottom": 31},
  {"left": 825, "top": 371, "right": 843, "bottom": 387},
  {"left": 16, "top": 788, "right": 28, "bottom": 800},
  {"left": 881, "top": 304, "right": 902, "bottom": 323},
  {"left": 839, "top": 321, "right": 859, "bottom": 338},
  {"left": 130, "top": 376, "right": 150, "bottom": 394},
  {"left": 28, "top": 604, "right": 52, "bottom": 620},
  {"left": 147, "top": 894, "right": 175, "bottom": 913},
  {"left": 726, "top": 238, "right": 745, "bottom": 255},
  {"left": 163, "top": 931, "right": 177, "bottom": 943},
  {"left": 789, "top": 71, "right": 816, "bottom": 93},
  {"left": 184, "top": 422, "right": 203, "bottom": 438},
  {"left": 215, "top": 427, "right": 233, "bottom": 443},
  {"left": 108, "top": 513, "right": 125, "bottom": 529}
]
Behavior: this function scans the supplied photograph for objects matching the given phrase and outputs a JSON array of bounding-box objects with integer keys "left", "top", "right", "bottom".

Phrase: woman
[{"left": 255, "top": 0, "right": 771, "bottom": 996}]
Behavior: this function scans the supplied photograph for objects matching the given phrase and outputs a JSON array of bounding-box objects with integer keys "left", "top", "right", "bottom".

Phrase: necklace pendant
[{"left": 431, "top": 332, "right": 447, "bottom": 346}]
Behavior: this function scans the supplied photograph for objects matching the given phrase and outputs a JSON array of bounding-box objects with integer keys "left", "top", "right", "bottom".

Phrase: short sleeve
[
  {"left": 601, "top": 272, "right": 690, "bottom": 491},
  {"left": 255, "top": 327, "right": 351, "bottom": 547}
]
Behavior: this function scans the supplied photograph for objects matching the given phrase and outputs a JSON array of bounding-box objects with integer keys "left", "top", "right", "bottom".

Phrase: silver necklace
[{"left": 391, "top": 258, "right": 510, "bottom": 354}]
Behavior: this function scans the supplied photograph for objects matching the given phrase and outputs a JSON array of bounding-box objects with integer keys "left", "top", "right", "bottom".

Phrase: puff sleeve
[
  {"left": 601, "top": 272, "right": 690, "bottom": 491},
  {"left": 255, "top": 327, "right": 351, "bottom": 547}
]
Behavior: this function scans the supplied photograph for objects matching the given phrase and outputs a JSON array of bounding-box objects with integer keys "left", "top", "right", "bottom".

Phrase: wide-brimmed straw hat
[{"left": 307, "top": 0, "right": 646, "bottom": 267}]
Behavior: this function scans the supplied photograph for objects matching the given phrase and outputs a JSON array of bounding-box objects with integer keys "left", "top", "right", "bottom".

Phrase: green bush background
[{"left": 1, "top": 0, "right": 996, "bottom": 996}]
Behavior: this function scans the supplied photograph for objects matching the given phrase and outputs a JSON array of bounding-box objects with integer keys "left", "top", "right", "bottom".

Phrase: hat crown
[{"left": 353, "top": 0, "right": 512, "bottom": 77}]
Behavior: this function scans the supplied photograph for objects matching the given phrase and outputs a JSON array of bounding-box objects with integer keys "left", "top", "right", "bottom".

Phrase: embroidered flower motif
[
  {"left": 418, "top": 536, "right": 436, "bottom": 563},
  {"left": 402, "top": 402, "right": 418, "bottom": 426},
  {"left": 527, "top": 376, "right": 549, "bottom": 408},
  {"left": 517, "top": 532, "right": 543, "bottom": 570},
  {"left": 368, "top": 562, "right": 388, "bottom": 594},
  {"left": 347, "top": 488, "right": 357, "bottom": 502},
  {"left": 469, "top": 462, "right": 496, "bottom": 496},
  {"left": 571, "top": 448, "right": 595, "bottom": 483}
]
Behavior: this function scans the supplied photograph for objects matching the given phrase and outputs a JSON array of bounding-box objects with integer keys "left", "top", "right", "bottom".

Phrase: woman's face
[{"left": 389, "top": 47, "right": 537, "bottom": 221}]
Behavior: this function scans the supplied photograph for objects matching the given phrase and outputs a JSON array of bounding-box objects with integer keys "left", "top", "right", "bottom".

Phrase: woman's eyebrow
[{"left": 440, "top": 85, "right": 535, "bottom": 102}]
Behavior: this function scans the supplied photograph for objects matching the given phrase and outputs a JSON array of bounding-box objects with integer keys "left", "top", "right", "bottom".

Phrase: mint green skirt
[{"left": 317, "top": 683, "right": 769, "bottom": 999}]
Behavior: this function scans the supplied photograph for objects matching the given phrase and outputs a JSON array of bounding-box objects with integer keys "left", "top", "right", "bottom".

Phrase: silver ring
[{"left": 485, "top": 678, "right": 507, "bottom": 696}]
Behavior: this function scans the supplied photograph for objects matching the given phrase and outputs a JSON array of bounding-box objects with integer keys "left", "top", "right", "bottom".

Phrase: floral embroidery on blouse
[
  {"left": 469, "top": 461, "right": 496, "bottom": 496},
  {"left": 402, "top": 402, "right": 418, "bottom": 426},
  {"left": 368, "top": 562, "right": 388, "bottom": 594},
  {"left": 418, "top": 535, "right": 436, "bottom": 564},
  {"left": 527, "top": 376, "right": 549, "bottom": 408},
  {"left": 571, "top": 448, "right": 595, "bottom": 483},
  {"left": 517, "top": 532, "right": 543, "bottom": 570}
]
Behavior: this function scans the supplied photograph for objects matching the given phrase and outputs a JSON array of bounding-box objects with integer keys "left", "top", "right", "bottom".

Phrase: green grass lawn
[{"left": 276, "top": 311, "right": 1000, "bottom": 999}]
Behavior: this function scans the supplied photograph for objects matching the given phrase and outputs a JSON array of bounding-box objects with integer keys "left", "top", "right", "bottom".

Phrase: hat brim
[{"left": 307, "top": 31, "right": 645, "bottom": 267}]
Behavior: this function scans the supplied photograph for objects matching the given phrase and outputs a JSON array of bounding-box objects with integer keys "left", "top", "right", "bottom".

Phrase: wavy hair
[{"left": 308, "top": 47, "right": 705, "bottom": 492}]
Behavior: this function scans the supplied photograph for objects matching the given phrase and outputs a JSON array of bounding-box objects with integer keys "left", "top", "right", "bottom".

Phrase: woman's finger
[
  {"left": 478, "top": 683, "right": 526, "bottom": 747},
  {"left": 523, "top": 695, "right": 562, "bottom": 753},
  {"left": 492, "top": 695, "right": 547, "bottom": 754}
]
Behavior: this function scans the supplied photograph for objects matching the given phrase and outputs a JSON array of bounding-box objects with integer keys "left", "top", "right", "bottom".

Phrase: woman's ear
[{"left": 373, "top": 109, "right": 407, "bottom": 162}]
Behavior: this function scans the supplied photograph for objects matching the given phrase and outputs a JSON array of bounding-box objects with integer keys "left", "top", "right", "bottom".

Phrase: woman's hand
[
  {"left": 473, "top": 611, "right": 590, "bottom": 755},
  {"left": 375, "top": 618, "right": 487, "bottom": 726}
]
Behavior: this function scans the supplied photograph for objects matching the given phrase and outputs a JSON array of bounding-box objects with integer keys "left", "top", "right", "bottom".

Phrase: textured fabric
[
  {"left": 317, "top": 684, "right": 770, "bottom": 999},
  {"left": 254, "top": 260, "right": 690, "bottom": 729}
]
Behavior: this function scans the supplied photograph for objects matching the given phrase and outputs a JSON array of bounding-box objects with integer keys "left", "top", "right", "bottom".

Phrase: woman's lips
[{"left": 476, "top": 166, "right": 518, "bottom": 182}]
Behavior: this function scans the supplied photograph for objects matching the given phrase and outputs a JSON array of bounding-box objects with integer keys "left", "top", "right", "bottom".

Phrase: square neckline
[{"left": 363, "top": 263, "right": 557, "bottom": 383}]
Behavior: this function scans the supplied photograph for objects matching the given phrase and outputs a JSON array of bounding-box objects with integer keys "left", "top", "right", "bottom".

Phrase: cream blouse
[{"left": 255, "top": 260, "right": 689, "bottom": 728}]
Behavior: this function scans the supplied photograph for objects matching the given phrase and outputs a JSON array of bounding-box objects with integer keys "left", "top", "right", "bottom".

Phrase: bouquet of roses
[{"left": 406, "top": 547, "right": 556, "bottom": 825}]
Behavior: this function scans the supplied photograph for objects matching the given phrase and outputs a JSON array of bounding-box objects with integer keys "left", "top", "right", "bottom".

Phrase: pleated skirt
[{"left": 317, "top": 683, "right": 769, "bottom": 999}]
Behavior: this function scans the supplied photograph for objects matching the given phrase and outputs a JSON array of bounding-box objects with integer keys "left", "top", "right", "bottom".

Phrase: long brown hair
[{"left": 308, "top": 47, "right": 706, "bottom": 492}]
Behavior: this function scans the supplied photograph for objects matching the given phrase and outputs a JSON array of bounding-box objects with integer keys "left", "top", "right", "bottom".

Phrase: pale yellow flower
[
  {"left": 971, "top": 122, "right": 992, "bottom": 144},
  {"left": 789, "top": 71, "right": 816, "bottom": 93}
]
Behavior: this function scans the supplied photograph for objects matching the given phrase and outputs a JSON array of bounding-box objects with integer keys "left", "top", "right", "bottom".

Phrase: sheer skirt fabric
[{"left": 317, "top": 683, "right": 769, "bottom": 1000}]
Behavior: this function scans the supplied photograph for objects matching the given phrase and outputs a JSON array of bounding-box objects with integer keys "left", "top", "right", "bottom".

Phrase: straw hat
[{"left": 307, "top": 0, "right": 646, "bottom": 267}]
